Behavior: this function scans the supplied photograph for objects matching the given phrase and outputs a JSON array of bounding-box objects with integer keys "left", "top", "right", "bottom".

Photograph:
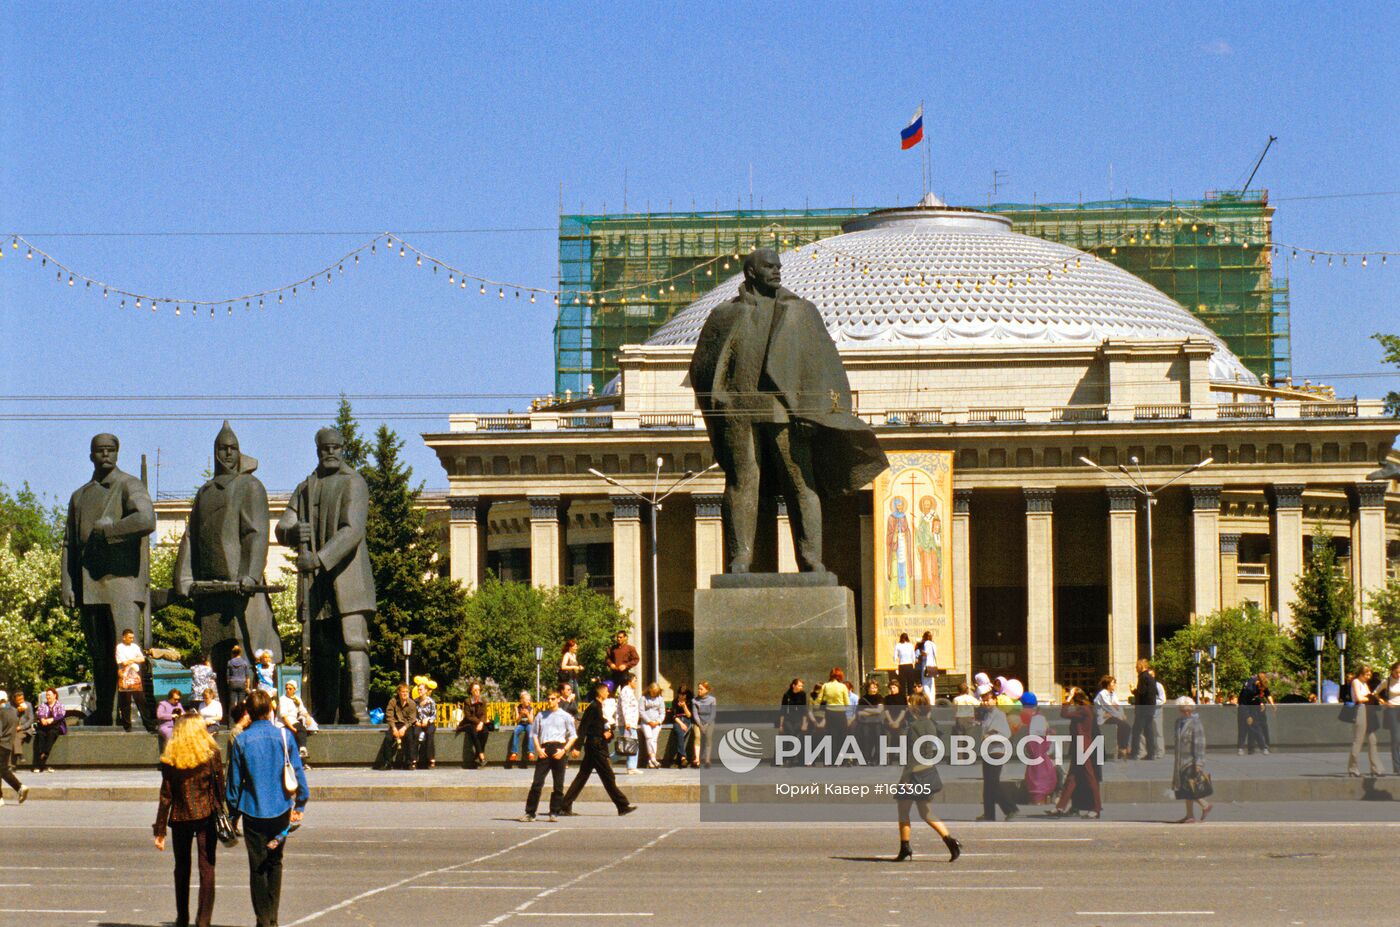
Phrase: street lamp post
[
  {"left": 1313, "top": 633, "right": 1326, "bottom": 700},
  {"left": 1192, "top": 649, "right": 1204, "bottom": 701},
  {"left": 534, "top": 645, "right": 544, "bottom": 702},
  {"left": 1336, "top": 630, "right": 1348, "bottom": 693},
  {"left": 1207, "top": 643, "right": 1218, "bottom": 700},
  {"left": 401, "top": 638, "right": 413, "bottom": 687},
  {"left": 587, "top": 460, "right": 721, "bottom": 687},
  {"left": 1078, "top": 455, "right": 1213, "bottom": 658}
]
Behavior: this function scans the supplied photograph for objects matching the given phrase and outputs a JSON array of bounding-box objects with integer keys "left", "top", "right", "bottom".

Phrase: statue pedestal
[{"left": 693, "top": 575, "right": 857, "bottom": 706}]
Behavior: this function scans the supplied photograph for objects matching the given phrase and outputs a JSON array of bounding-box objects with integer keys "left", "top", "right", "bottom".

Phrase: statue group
[{"left": 62, "top": 425, "right": 376, "bottom": 726}]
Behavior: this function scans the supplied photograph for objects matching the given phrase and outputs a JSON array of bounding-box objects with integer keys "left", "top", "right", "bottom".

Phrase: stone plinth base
[{"left": 694, "top": 579, "right": 857, "bottom": 705}]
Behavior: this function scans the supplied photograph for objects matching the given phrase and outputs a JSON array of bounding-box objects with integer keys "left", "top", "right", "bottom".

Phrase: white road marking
[
  {"left": 982, "top": 837, "right": 1092, "bottom": 842},
  {"left": 5, "top": 866, "right": 117, "bottom": 870},
  {"left": 0, "top": 909, "right": 107, "bottom": 915},
  {"left": 0, "top": 884, "right": 34, "bottom": 887},
  {"left": 910, "top": 887, "right": 1044, "bottom": 892},
  {"left": 484, "top": 828, "right": 678, "bottom": 926},
  {"left": 517, "top": 915, "right": 654, "bottom": 918},
  {"left": 416, "top": 886, "right": 548, "bottom": 890},
  {"left": 1077, "top": 913, "right": 1215, "bottom": 917},
  {"left": 282, "top": 829, "right": 560, "bottom": 926}
]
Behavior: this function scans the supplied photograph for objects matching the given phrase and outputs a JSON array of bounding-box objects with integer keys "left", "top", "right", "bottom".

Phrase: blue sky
[{"left": 2, "top": 2, "right": 1397, "bottom": 504}]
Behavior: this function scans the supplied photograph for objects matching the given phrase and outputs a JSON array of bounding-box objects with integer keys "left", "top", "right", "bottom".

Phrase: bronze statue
[
  {"left": 173, "top": 422, "right": 282, "bottom": 705},
  {"left": 276, "top": 427, "right": 376, "bottom": 724},
  {"left": 61, "top": 433, "right": 156, "bottom": 726},
  {"left": 689, "top": 249, "right": 888, "bottom": 573}
]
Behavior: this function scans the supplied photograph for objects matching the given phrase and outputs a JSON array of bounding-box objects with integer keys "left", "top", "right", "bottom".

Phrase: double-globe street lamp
[
  {"left": 1078, "top": 454, "right": 1214, "bottom": 657},
  {"left": 588, "top": 458, "right": 721, "bottom": 686}
]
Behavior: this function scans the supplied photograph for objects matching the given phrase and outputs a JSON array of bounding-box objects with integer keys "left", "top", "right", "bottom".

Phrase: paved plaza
[{"left": 2, "top": 799, "right": 1396, "bottom": 927}]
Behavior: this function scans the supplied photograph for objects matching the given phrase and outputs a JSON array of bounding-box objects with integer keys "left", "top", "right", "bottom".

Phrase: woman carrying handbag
[
  {"left": 1172, "top": 696, "right": 1213, "bottom": 823},
  {"left": 153, "top": 714, "right": 230, "bottom": 927}
]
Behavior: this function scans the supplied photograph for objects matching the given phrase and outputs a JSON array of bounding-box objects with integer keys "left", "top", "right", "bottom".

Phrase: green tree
[
  {"left": 1360, "top": 578, "right": 1400, "bottom": 670},
  {"left": 361, "top": 422, "right": 465, "bottom": 702},
  {"left": 0, "top": 481, "right": 64, "bottom": 556},
  {"left": 455, "top": 575, "right": 630, "bottom": 698},
  {"left": 1373, "top": 332, "right": 1400, "bottom": 417},
  {"left": 333, "top": 395, "right": 371, "bottom": 470},
  {"left": 148, "top": 539, "right": 201, "bottom": 660},
  {"left": 1290, "top": 531, "right": 1356, "bottom": 683},
  {"left": 1152, "top": 604, "right": 1298, "bottom": 699}
]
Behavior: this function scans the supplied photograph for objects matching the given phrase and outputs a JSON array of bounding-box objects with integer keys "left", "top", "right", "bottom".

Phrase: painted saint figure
[
  {"left": 62, "top": 433, "right": 156, "bottom": 727},
  {"left": 173, "top": 421, "right": 282, "bottom": 707},
  {"left": 915, "top": 495, "right": 943, "bottom": 608},
  {"left": 886, "top": 496, "right": 913, "bottom": 609}
]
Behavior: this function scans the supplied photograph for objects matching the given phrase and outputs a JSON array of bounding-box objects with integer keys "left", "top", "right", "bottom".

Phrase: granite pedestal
[{"left": 693, "top": 573, "right": 858, "bottom": 706}]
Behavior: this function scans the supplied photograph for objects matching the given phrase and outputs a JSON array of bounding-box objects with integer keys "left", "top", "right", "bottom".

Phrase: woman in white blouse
[
  {"left": 893, "top": 633, "right": 918, "bottom": 696},
  {"left": 640, "top": 682, "right": 666, "bottom": 769}
]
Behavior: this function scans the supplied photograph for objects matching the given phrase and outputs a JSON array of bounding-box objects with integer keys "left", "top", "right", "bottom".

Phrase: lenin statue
[
  {"left": 173, "top": 422, "right": 282, "bottom": 705},
  {"left": 688, "top": 248, "right": 888, "bottom": 573},
  {"left": 276, "top": 427, "right": 376, "bottom": 724},
  {"left": 61, "top": 433, "right": 157, "bottom": 726}
]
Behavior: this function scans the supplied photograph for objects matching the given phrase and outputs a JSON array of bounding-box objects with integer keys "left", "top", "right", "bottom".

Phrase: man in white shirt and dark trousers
[{"left": 520, "top": 690, "right": 577, "bottom": 822}]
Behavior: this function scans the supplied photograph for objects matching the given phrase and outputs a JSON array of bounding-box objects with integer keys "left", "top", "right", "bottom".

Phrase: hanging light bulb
[
  {"left": 327, "top": 272, "right": 332, "bottom": 282},
  {"left": 354, "top": 254, "right": 360, "bottom": 264},
  {"left": 1292, "top": 249, "right": 1298, "bottom": 258},
  {"left": 480, "top": 284, "right": 487, "bottom": 295},
  {"left": 228, "top": 306, "right": 233, "bottom": 316},
  {"left": 460, "top": 280, "right": 466, "bottom": 289},
  {"left": 399, "top": 245, "right": 406, "bottom": 257},
  {"left": 1362, "top": 255, "right": 1368, "bottom": 267},
  {"left": 449, "top": 274, "right": 455, "bottom": 284},
  {"left": 498, "top": 288, "right": 505, "bottom": 299},
  {"left": 722, "top": 261, "right": 729, "bottom": 270},
  {"left": 136, "top": 298, "right": 142, "bottom": 309},
  {"left": 1110, "top": 246, "right": 1118, "bottom": 255},
  {"left": 1191, "top": 223, "right": 1198, "bottom": 232},
  {"left": 9, "top": 237, "right": 15, "bottom": 248},
  {"left": 245, "top": 301, "right": 250, "bottom": 310},
  {"left": 338, "top": 264, "right": 343, "bottom": 274},
  {"left": 669, "top": 284, "right": 675, "bottom": 291},
  {"left": 1328, "top": 256, "right": 1333, "bottom": 266},
  {"left": 67, "top": 275, "right": 73, "bottom": 286},
  {"left": 120, "top": 298, "right": 126, "bottom": 308},
  {"left": 416, "top": 255, "right": 422, "bottom": 266},
  {"left": 293, "top": 286, "right": 298, "bottom": 296},
  {"left": 371, "top": 243, "right": 376, "bottom": 254},
  {"left": 1310, "top": 254, "right": 1315, "bottom": 264},
  {"left": 278, "top": 293, "right": 284, "bottom": 303},
  {"left": 553, "top": 295, "right": 559, "bottom": 305},
  {"left": 1383, "top": 255, "right": 1388, "bottom": 265},
  {"left": 103, "top": 288, "right": 108, "bottom": 298},
  {"left": 706, "top": 268, "right": 712, "bottom": 276},
  {"left": 259, "top": 298, "right": 264, "bottom": 308},
  {"left": 311, "top": 279, "right": 316, "bottom": 289},
  {"left": 175, "top": 305, "right": 180, "bottom": 316},
  {"left": 26, "top": 248, "right": 32, "bottom": 259},
  {"left": 1342, "top": 256, "right": 1347, "bottom": 266}
]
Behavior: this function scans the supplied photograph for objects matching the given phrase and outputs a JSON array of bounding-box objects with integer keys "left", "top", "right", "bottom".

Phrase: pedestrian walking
[
  {"left": 640, "top": 682, "right": 665, "bottom": 768},
  {"left": 226, "top": 690, "right": 308, "bottom": 927},
  {"left": 0, "top": 691, "right": 29, "bottom": 805},
  {"left": 692, "top": 680, "right": 717, "bottom": 767},
  {"left": 519, "top": 689, "right": 577, "bottom": 822},
  {"left": 1238, "top": 672, "right": 1270, "bottom": 755},
  {"left": 618, "top": 673, "right": 642, "bottom": 774},
  {"left": 455, "top": 682, "right": 491, "bottom": 769},
  {"left": 1345, "top": 667, "right": 1381, "bottom": 777},
  {"left": 1049, "top": 687, "right": 1101, "bottom": 818},
  {"left": 508, "top": 690, "right": 535, "bottom": 768},
  {"left": 1021, "top": 692, "right": 1057, "bottom": 805},
  {"left": 116, "top": 627, "right": 146, "bottom": 731},
  {"left": 1172, "top": 697, "right": 1213, "bottom": 823},
  {"left": 893, "top": 632, "right": 918, "bottom": 696},
  {"left": 975, "top": 684, "right": 1018, "bottom": 821},
  {"left": 1381, "top": 662, "right": 1400, "bottom": 774},
  {"left": 893, "top": 693, "right": 960, "bottom": 862},
  {"left": 1130, "top": 658, "right": 1159, "bottom": 760},
  {"left": 32, "top": 688, "right": 67, "bottom": 772},
  {"left": 560, "top": 682, "right": 636, "bottom": 816},
  {"left": 1094, "top": 675, "right": 1131, "bottom": 759},
  {"left": 667, "top": 685, "right": 694, "bottom": 767},
  {"left": 153, "top": 714, "right": 226, "bottom": 927},
  {"left": 414, "top": 679, "right": 437, "bottom": 770},
  {"left": 225, "top": 644, "right": 251, "bottom": 708}
]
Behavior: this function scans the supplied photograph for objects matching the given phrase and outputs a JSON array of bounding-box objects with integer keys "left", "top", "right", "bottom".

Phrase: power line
[{"left": 4, "top": 227, "right": 556, "bottom": 238}]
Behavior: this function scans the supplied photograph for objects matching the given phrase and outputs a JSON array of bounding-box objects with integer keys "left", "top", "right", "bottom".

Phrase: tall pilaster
[
  {"left": 1190, "top": 485, "right": 1223, "bottom": 619},
  {"left": 693, "top": 494, "right": 725, "bottom": 590},
  {"left": 1107, "top": 486, "right": 1140, "bottom": 687},
  {"left": 447, "top": 495, "right": 487, "bottom": 591},
  {"left": 776, "top": 497, "right": 798, "bottom": 573},
  {"left": 1350, "top": 482, "right": 1389, "bottom": 623},
  {"left": 951, "top": 488, "right": 973, "bottom": 677},
  {"left": 1219, "top": 533, "right": 1241, "bottom": 611},
  {"left": 859, "top": 508, "right": 875, "bottom": 679},
  {"left": 528, "top": 495, "right": 565, "bottom": 589},
  {"left": 1024, "top": 487, "right": 1056, "bottom": 698},
  {"left": 611, "top": 497, "right": 646, "bottom": 660},
  {"left": 1270, "top": 484, "right": 1305, "bottom": 627}
]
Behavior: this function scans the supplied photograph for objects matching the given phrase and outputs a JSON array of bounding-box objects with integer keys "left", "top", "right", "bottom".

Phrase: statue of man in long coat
[
  {"left": 173, "top": 422, "right": 282, "bottom": 704},
  {"left": 688, "top": 248, "right": 888, "bottom": 573},
  {"left": 276, "top": 427, "right": 376, "bottom": 724},
  {"left": 62, "top": 433, "right": 156, "bottom": 726}
]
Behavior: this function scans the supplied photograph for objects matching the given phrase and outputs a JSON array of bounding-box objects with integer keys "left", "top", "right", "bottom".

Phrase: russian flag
[{"left": 900, "top": 105, "right": 924, "bottom": 150}]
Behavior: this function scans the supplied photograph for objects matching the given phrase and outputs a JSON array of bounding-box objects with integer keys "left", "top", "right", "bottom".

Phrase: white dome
[{"left": 645, "top": 207, "right": 1255, "bottom": 383}]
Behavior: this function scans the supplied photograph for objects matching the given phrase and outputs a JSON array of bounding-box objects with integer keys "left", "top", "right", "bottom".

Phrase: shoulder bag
[
  {"left": 210, "top": 759, "right": 239, "bottom": 847},
  {"left": 281, "top": 727, "right": 299, "bottom": 795}
]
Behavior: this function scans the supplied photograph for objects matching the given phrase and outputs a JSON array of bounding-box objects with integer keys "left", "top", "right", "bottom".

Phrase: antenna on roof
[{"left": 1241, "top": 135, "right": 1278, "bottom": 193}]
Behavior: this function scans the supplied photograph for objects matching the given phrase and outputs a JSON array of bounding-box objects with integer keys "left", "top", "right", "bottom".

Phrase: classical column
[
  {"left": 447, "top": 495, "right": 486, "bottom": 590},
  {"left": 1350, "top": 482, "right": 1389, "bottom": 623},
  {"left": 528, "top": 495, "right": 565, "bottom": 589},
  {"left": 1270, "top": 484, "right": 1305, "bottom": 627},
  {"left": 1024, "top": 488, "right": 1056, "bottom": 698},
  {"left": 611, "top": 497, "right": 646, "bottom": 658},
  {"left": 1107, "top": 486, "right": 1140, "bottom": 687},
  {"left": 1219, "top": 533, "right": 1241, "bottom": 611},
  {"left": 951, "top": 488, "right": 973, "bottom": 678},
  {"left": 694, "top": 493, "right": 725, "bottom": 590},
  {"left": 776, "top": 496, "right": 798, "bottom": 573},
  {"left": 1190, "top": 485, "right": 1223, "bottom": 619},
  {"left": 859, "top": 508, "right": 875, "bottom": 679}
]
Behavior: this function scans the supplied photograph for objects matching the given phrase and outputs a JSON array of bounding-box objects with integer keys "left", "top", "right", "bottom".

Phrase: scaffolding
[{"left": 555, "top": 192, "right": 1289, "bottom": 395}]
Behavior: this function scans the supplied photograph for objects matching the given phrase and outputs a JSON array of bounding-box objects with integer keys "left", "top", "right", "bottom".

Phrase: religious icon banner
[{"left": 872, "top": 450, "right": 954, "bottom": 672}]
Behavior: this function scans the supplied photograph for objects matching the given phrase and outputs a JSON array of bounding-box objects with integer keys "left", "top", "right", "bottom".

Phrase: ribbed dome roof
[{"left": 645, "top": 206, "right": 1255, "bottom": 382}]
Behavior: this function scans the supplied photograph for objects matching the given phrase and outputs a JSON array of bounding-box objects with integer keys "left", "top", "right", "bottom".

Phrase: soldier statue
[
  {"left": 689, "top": 248, "right": 888, "bottom": 573},
  {"left": 276, "top": 427, "right": 376, "bottom": 724},
  {"left": 61, "top": 433, "right": 156, "bottom": 726},
  {"left": 173, "top": 422, "right": 282, "bottom": 706}
]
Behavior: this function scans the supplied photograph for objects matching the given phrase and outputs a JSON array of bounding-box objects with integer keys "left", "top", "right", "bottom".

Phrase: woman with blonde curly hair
[{"left": 153, "top": 713, "right": 226, "bottom": 927}]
